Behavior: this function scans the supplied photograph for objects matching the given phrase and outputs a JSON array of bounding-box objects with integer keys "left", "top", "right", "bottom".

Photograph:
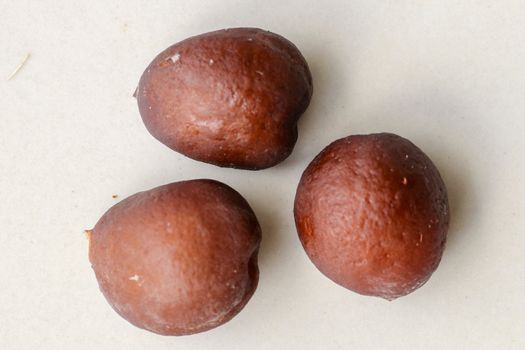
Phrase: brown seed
[
  {"left": 88, "top": 179, "right": 261, "bottom": 335},
  {"left": 294, "top": 133, "right": 450, "bottom": 300},
  {"left": 136, "top": 28, "right": 313, "bottom": 170}
]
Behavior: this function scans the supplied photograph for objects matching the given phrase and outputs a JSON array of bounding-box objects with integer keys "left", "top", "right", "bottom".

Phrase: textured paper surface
[{"left": 1, "top": 1, "right": 524, "bottom": 349}]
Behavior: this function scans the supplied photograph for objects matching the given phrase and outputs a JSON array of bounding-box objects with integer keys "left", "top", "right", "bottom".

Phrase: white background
[{"left": 1, "top": 1, "right": 524, "bottom": 349}]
